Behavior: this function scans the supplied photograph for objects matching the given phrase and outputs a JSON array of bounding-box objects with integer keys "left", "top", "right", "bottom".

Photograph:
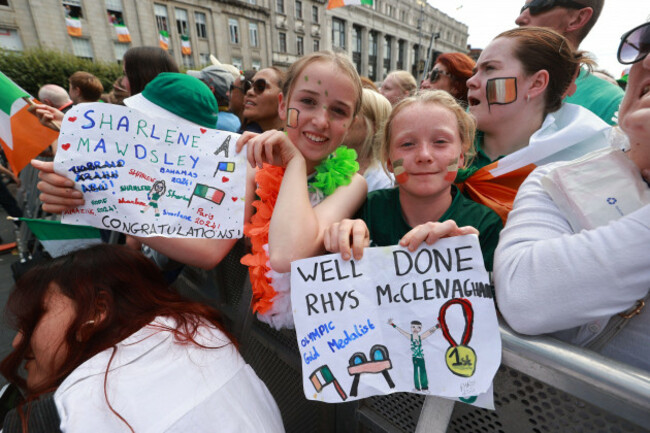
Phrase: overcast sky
[{"left": 428, "top": 0, "right": 648, "bottom": 78}]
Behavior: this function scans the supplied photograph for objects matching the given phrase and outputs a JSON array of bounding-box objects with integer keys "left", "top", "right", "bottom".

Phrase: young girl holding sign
[
  {"left": 324, "top": 90, "right": 502, "bottom": 271},
  {"left": 237, "top": 51, "right": 367, "bottom": 329}
]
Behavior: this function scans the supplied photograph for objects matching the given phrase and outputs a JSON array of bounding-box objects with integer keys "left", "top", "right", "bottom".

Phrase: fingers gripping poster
[
  {"left": 291, "top": 235, "right": 501, "bottom": 404},
  {"left": 54, "top": 103, "right": 246, "bottom": 239}
]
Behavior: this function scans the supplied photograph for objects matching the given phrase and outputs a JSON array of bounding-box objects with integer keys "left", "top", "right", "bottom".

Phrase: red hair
[
  {"left": 435, "top": 52, "right": 476, "bottom": 104},
  {"left": 1, "top": 244, "right": 231, "bottom": 401}
]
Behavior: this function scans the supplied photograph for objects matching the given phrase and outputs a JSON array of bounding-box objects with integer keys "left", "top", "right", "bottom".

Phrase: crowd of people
[{"left": 0, "top": 0, "right": 647, "bottom": 431}]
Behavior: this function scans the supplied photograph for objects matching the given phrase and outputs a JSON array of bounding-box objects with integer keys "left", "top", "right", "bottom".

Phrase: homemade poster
[
  {"left": 291, "top": 235, "right": 501, "bottom": 404},
  {"left": 54, "top": 103, "right": 246, "bottom": 239}
]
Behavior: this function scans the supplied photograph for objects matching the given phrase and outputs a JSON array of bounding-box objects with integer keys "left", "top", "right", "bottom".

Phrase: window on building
[
  {"left": 71, "top": 37, "right": 93, "bottom": 59},
  {"left": 295, "top": 0, "right": 302, "bottom": 19},
  {"left": 383, "top": 35, "right": 391, "bottom": 76},
  {"left": 154, "top": 4, "right": 168, "bottom": 32},
  {"left": 400, "top": 10, "right": 405, "bottom": 21},
  {"left": 249, "top": 22, "right": 259, "bottom": 47},
  {"left": 0, "top": 28, "right": 23, "bottom": 51},
  {"left": 312, "top": 5, "right": 318, "bottom": 23},
  {"left": 229, "top": 18, "right": 240, "bottom": 44},
  {"left": 199, "top": 52, "right": 210, "bottom": 65},
  {"left": 386, "top": 4, "right": 393, "bottom": 17},
  {"left": 181, "top": 54, "right": 193, "bottom": 68},
  {"left": 232, "top": 57, "right": 243, "bottom": 71},
  {"left": 279, "top": 32, "right": 287, "bottom": 53},
  {"left": 105, "top": 0, "right": 124, "bottom": 25},
  {"left": 397, "top": 39, "right": 405, "bottom": 70},
  {"left": 0, "top": 0, "right": 8, "bottom": 6},
  {"left": 195, "top": 12, "right": 207, "bottom": 38},
  {"left": 248, "top": 0, "right": 257, "bottom": 4},
  {"left": 276, "top": 0, "right": 284, "bottom": 14},
  {"left": 368, "top": 31, "right": 377, "bottom": 81},
  {"left": 175, "top": 8, "right": 189, "bottom": 36},
  {"left": 313, "top": 39, "right": 319, "bottom": 51},
  {"left": 252, "top": 59, "right": 261, "bottom": 71},
  {"left": 352, "top": 26, "right": 362, "bottom": 73},
  {"left": 113, "top": 41, "right": 129, "bottom": 61},
  {"left": 63, "top": 0, "right": 83, "bottom": 18},
  {"left": 332, "top": 18, "right": 345, "bottom": 49},
  {"left": 297, "top": 35, "right": 304, "bottom": 56}
]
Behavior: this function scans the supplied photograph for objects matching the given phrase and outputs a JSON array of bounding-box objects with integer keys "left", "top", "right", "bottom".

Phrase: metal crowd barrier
[{"left": 173, "top": 244, "right": 650, "bottom": 433}]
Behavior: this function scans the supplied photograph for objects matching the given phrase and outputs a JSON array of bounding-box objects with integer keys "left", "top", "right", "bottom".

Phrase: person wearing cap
[
  {"left": 32, "top": 73, "right": 254, "bottom": 271},
  {"left": 187, "top": 65, "right": 241, "bottom": 132},
  {"left": 515, "top": 0, "right": 624, "bottom": 126}
]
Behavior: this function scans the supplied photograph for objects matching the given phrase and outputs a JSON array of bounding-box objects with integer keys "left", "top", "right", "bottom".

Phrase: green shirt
[
  {"left": 356, "top": 186, "right": 503, "bottom": 271},
  {"left": 456, "top": 131, "right": 505, "bottom": 182},
  {"left": 565, "top": 69, "right": 624, "bottom": 126}
]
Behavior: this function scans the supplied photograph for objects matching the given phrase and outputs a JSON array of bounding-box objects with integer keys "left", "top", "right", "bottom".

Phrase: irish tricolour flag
[
  {"left": 0, "top": 72, "right": 59, "bottom": 175},
  {"left": 159, "top": 30, "right": 170, "bottom": 50},
  {"left": 66, "top": 17, "right": 82, "bottom": 37},
  {"left": 19, "top": 218, "right": 102, "bottom": 258},
  {"left": 327, "top": 0, "right": 372, "bottom": 9},
  {"left": 181, "top": 35, "right": 192, "bottom": 55},
  {"left": 114, "top": 24, "right": 132, "bottom": 43}
]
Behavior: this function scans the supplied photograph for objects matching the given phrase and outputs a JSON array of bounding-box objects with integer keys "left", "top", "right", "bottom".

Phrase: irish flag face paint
[
  {"left": 444, "top": 156, "right": 460, "bottom": 182},
  {"left": 286, "top": 108, "right": 299, "bottom": 128},
  {"left": 486, "top": 77, "right": 517, "bottom": 111},
  {"left": 392, "top": 158, "right": 409, "bottom": 184}
]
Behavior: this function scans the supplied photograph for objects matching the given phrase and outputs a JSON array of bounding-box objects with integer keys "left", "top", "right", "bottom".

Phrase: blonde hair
[
  {"left": 380, "top": 90, "right": 476, "bottom": 168},
  {"left": 357, "top": 89, "right": 392, "bottom": 164},
  {"left": 385, "top": 70, "right": 417, "bottom": 95},
  {"left": 281, "top": 51, "right": 363, "bottom": 116}
]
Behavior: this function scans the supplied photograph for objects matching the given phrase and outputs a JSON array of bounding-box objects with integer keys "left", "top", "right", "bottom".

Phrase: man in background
[
  {"left": 68, "top": 71, "right": 104, "bottom": 104},
  {"left": 37, "top": 84, "right": 73, "bottom": 113},
  {"left": 187, "top": 65, "right": 241, "bottom": 132}
]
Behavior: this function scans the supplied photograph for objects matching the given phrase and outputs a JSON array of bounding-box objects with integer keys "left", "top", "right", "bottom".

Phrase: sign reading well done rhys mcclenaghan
[
  {"left": 55, "top": 103, "right": 246, "bottom": 239},
  {"left": 291, "top": 235, "right": 501, "bottom": 404}
]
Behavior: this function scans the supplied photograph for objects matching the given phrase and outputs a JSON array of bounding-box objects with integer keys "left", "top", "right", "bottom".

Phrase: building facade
[{"left": 0, "top": 0, "right": 467, "bottom": 79}]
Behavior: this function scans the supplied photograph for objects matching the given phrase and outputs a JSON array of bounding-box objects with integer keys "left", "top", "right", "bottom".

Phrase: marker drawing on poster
[
  {"left": 54, "top": 103, "right": 246, "bottom": 239},
  {"left": 291, "top": 235, "right": 501, "bottom": 405}
]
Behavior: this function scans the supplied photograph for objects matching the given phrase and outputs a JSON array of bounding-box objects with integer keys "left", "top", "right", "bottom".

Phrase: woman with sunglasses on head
[
  {"left": 457, "top": 26, "right": 611, "bottom": 222},
  {"left": 420, "top": 52, "right": 475, "bottom": 106},
  {"left": 494, "top": 21, "right": 650, "bottom": 371},
  {"left": 0, "top": 244, "right": 283, "bottom": 432},
  {"left": 240, "top": 67, "right": 285, "bottom": 133}
]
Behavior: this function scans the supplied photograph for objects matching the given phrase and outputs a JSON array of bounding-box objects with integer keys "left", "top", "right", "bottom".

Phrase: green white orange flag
[
  {"left": 327, "top": 0, "right": 372, "bottom": 9},
  {"left": 159, "top": 30, "right": 170, "bottom": 50},
  {"left": 114, "top": 24, "right": 131, "bottom": 43},
  {"left": 18, "top": 218, "right": 102, "bottom": 258},
  {"left": 0, "top": 72, "right": 59, "bottom": 175},
  {"left": 181, "top": 35, "right": 192, "bottom": 55},
  {"left": 66, "top": 17, "right": 82, "bottom": 37}
]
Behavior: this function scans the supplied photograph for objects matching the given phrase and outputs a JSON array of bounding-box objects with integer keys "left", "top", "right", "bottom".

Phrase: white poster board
[
  {"left": 291, "top": 235, "right": 501, "bottom": 403},
  {"left": 54, "top": 103, "right": 246, "bottom": 239}
]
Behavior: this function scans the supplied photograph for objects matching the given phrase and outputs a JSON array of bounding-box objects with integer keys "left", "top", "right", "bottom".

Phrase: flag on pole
[
  {"left": 114, "top": 24, "right": 131, "bottom": 43},
  {"left": 18, "top": 218, "right": 102, "bottom": 258},
  {"left": 66, "top": 17, "right": 82, "bottom": 37},
  {"left": 181, "top": 34, "right": 192, "bottom": 55},
  {"left": 0, "top": 72, "right": 59, "bottom": 175},
  {"left": 189, "top": 183, "right": 225, "bottom": 207},
  {"left": 159, "top": 30, "right": 170, "bottom": 50},
  {"left": 327, "top": 0, "right": 372, "bottom": 10}
]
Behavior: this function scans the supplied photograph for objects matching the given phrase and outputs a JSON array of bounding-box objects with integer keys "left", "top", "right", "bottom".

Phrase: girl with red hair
[{"left": 0, "top": 244, "right": 283, "bottom": 432}]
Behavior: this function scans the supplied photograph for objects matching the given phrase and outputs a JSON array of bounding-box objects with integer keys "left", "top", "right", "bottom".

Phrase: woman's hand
[
  {"left": 33, "top": 104, "right": 64, "bottom": 132},
  {"left": 399, "top": 220, "right": 478, "bottom": 252},
  {"left": 323, "top": 218, "right": 370, "bottom": 261},
  {"left": 236, "top": 130, "right": 302, "bottom": 169},
  {"left": 31, "top": 159, "right": 84, "bottom": 213}
]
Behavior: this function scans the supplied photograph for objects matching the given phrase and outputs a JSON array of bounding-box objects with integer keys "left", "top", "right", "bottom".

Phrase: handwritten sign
[
  {"left": 54, "top": 103, "right": 246, "bottom": 239},
  {"left": 291, "top": 235, "right": 501, "bottom": 403}
]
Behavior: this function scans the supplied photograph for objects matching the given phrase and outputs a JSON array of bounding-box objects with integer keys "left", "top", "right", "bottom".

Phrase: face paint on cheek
[
  {"left": 304, "top": 75, "right": 309, "bottom": 82},
  {"left": 444, "top": 156, "right": 459, "bottom": 182},
  {"left": 318, "top": 80, "right": 322, "bottom": 85},
  {"left": 325, "top": 90, "right": 328, "bottom": 97},
  {"left": 392, "top": 158, "right": 409, "bottom": 184},
  {"left": 486, "top": 77, "right": 517, "bottom": 112},
  {"left": 286, "top": 108, "right": 300, "bottom": 128}
]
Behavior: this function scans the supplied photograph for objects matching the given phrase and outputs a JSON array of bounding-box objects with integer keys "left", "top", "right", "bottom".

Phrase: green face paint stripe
[{"left": 304, "top": 75, "right": 309, "bottom": 81}]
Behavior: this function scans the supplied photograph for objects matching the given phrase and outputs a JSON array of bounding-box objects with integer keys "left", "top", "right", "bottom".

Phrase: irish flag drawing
[
  {"left": 0, "top": 72, "right": 59, "bottom": 175},
  {"left": 18, "top": 218, "right": 102, "bottom": 258}
]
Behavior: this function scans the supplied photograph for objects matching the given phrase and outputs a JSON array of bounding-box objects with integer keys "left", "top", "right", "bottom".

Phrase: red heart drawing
[
  {"left": 231, "top": 197, "right": 238, "bottom": 202},
  {"left": 61, "top": 143, "right": 71, "bottom": 151},
  {"left": 200, "top": 128, "right": 207, "bottom": 134},
  {"left": 222, "top": 176, "right": 229, "bottom": 183},
  {"left": 68, "top": 116, "right": 77, "bottom": 122}
]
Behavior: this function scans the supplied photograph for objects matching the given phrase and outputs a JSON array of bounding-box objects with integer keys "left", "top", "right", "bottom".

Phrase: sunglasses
[
  {"left": 429, "top": 69, "right": 453, "bottom": 82},
  {"left": 229, "top": 80, "right": 252, "bottom": 93},
  {"left": 250, "top": 78, "right": 271, "bottom": 94},
  {"left": 520, "top": 0, "right": 585, "bottom": 15},
  {"left": 618, "top": 22, "right": 650, "bottom": 65}
]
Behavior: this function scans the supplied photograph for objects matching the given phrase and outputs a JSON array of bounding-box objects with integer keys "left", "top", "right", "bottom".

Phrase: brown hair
[
  {"left": 496, "top": 27, "right": 593, "bottom": 114},
  {"left": 281, "top": 51, "right": 363, "bottom": 116},
  {"left": 434, "top": 52, "right": 476, "bottom": 104},
  {"left": 384, "top": 70, "right": 417, "bottom": 96},
  {"left": 68, "top": 71, "right": 104, "bottom": 102},
  {"left": 380, "top": 90, "right": 476, "bottom": 168},
  {"left": 123, "top": 46, "right": 179, "bottom": 95}
]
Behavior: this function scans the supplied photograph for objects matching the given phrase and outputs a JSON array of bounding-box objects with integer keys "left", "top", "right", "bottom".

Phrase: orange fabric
[
  {"left": 240, "top": 164, "right": 286, "bottom": 315},
  {"left": 0, "top": 105, "right": 58, "bottom": 175},
  {"left": 327, "top": 0, "right": 345, "bottom": 9},
  {"left": 456, "top": 163, "right": 537, "bottom": 224}
]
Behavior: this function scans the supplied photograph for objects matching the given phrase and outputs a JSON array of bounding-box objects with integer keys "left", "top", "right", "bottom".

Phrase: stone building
[{"left": 0, "top": 0, "right": 467, "bottom": 80}]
